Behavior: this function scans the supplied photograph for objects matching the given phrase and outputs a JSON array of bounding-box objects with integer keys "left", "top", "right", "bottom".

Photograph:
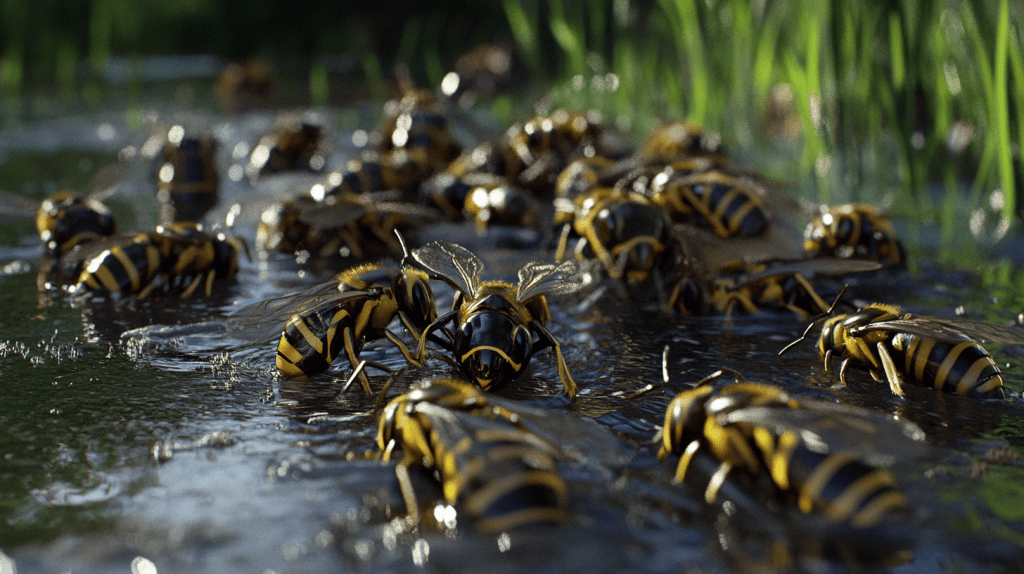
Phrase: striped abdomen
[
  {"left": 276, "top": 303, "right": 358, "bottom": 379},
  {"left": 655, "top": 170, "right": 768, "bottom": 237},
  {"left": 778, "top": 437, "right": 906, "bottom": 529},
  {"left": 77, "top": 238, "right": 161, "bottom": 295},
  {"left": 889, "top": 332, "right": 1004, "bottom": 398}
]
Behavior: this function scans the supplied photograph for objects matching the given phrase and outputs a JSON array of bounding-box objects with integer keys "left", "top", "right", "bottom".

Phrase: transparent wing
[
  {"left": 854, "top": 315, "right": 1024, "bottom": 345},
  {"left": 297, "top": 199, "right": 367, "bottom": 228},
  {"left": 720, "top": 399, "right": 929, "bottom": 466},
  {"left": 727, "top": 258, "right": 883, "bottom": 289},
  {"left": 517, "top": 259, "right": 584, "bottom": 302},
  {"left": 226, "top": 281, "right": 373, "bottom": 342},
  {"left": 0, "top": 191, "right": 40, "bottom": 223},
  {"left": 411, "top": 241, "right": 482, "bottom": 296}
]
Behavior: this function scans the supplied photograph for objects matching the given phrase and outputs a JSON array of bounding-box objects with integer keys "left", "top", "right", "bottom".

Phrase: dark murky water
[{"left": 2, "top": 102, "right": 1024, "bottom": 574}]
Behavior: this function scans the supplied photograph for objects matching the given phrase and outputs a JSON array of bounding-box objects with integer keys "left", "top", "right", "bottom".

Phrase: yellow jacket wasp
[
  {"left": 377, "top": 377, "right": 566, "bottom": 533},
  {"left": 406, "top": 241, "right": 583, "bottom": 399},
  {"left": 780, "top": 289, "right": 1021, "bottom": 398},
  {"left": 657, "top": 370, "right": 925, "bottom": 528}
]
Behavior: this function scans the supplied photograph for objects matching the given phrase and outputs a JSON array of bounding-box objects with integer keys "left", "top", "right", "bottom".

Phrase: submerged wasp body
[
  {"left": 74, "top": 222, "right": 245, "bottom": 299},
  {"left": 377, "top": 377, "right": 565, "bottom": 533},
  {"left": 659, "top": 374, "right": 921, "bottom": 528},
  {"left": 421, "top": 172, "right": 541, "bottom": 230},
  {"left": 409, "top": 241, "right": 582, "bottom": 399},
  {"left": 783, "top": 302, "right": 1013, "bottom": 398}
]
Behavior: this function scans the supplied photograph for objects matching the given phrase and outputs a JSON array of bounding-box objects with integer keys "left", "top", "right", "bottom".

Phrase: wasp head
[
  {"left": 592, "top": 200, "right": 671, "bottom": 281},
  {"left": 454, "top": 308, "right": 533, "bottom": 392}
]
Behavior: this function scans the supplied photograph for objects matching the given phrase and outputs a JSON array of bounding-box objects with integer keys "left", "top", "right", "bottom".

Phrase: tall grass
[{"left": 503, "top": 0, "right": 1024, "bottom": 235}]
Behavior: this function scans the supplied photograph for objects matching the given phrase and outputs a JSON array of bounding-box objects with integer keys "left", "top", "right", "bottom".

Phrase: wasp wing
[
  {"left": 296, "top": 198, "right": 367, "bottom": 228},
  {"left": 728, "top": 258, "right": 883, "bottom": 287},
  {"left": 719, "top": 400, "right": 929, "bottom": 466},
  {"left": 854, "top": 316, "right": 1024, "bottom": 345},
  {"left": 411, "top": 241, "right": 482, "bottom": 296},
  {"left": 516, "top": 259, "right": 584, "bottom": 302},
  {"left": 227, "top": 282, "right": 375, "bottom": 342}
]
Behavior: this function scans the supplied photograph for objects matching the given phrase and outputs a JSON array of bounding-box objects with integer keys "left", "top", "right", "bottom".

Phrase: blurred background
[{"left": 2, "top": 0, "right": 1023, "bottom": 251}]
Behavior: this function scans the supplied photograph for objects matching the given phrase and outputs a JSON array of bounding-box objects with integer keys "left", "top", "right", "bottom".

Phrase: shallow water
[{"left": 1, "top": 101, "right": 1024, "bottom": 574}]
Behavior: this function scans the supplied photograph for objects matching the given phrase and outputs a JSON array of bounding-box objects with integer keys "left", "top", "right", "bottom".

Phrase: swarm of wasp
[
  {"left": 656, "top": 369, "right": 925, "bottom": 529},
  {"left": 377, "top": 377, "right": 566, "bottom": 533},
  {"left": 406, "top": 241, "right": 583, "bottom": 399},
  {"left": 233, "top": 259, "right": 438, "bottom": 393},
  {"left": 73, "top": 222, "right": 246, "bottom": 299},
  {"left": 780, "top": 288, "right": 1021, "bottom": 398},
  {"left": 804, "top": 203, "right": 906, "bottom": 267}
]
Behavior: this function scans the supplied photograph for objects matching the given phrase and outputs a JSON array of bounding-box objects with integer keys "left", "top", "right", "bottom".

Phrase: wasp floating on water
[
  {"left": 377, "top": 377, "right": 566, "bottom": 533},
  {"left": 233, "top": 261, "right": 438, "bottom": 393},
  {"left": 35, "top": 190, "right": 117, "bottom": 258},
  {"left": 407, "top": 241, "right": 582, "bottom": 399},
  {"left": 72, "top": 221, "right": 246, "bottom": 299},
  {"left": 421, "top": 172, "right": 542, "bottom": 230},
  {"left": 657, "top": 370, "right": 925, "bottom": 528},
  {"left": 248, "top": 119, "right": 326, "bottom": 179},
  {"left": 156, "top": 126, "right": 219, "bottom": 225},
  {"left": 780, "top": 291, "right": 1022, "bottom": 398},
  {"left": 258, "top": 190, "right": 440, "bottom": 260},
  {"left": 804, "top": 203, "right": 906, "bottom": 267}
]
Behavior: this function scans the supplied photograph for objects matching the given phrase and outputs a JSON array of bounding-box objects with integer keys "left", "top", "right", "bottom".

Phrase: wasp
[
  {"left": 249, "top": 120, "right": 326, "bottom": 178},
  {"left": 440, "top": 42, "right": 522, "bottom": 108},
  {"left": 407, "top": 241, "right": 582, "bottom": 399},
  {"left": 73, "top": 222, "right": 246, "bottom": 299},
  {"left": 258, "top": 190, "right": 440, "bottom": 260},
  {"left": 706, "top": 258, "right": 882, "bottom": 320},
  {"left": 35, "top": 190, "right": 117, "bottom": 257},
  {"left": 215, "top": 58, "right": 275, "bottom": 113},
  {"left": 657, "top": 370, "right": 924, "bottom": 528},
  {"left": 804, "top": 203, "right": 906, "bottom": 267},
  {"left": 420, "top": 172, "right": 541, "bottom": 230},
  {"left": 646, "top": 168, "right": 770, "bottom": 238},
  {"left": 780, "top": 294, "right": 1021, "bottom": 399},
  {"left": 318, "top": 149, "right": 434, "bottom": 202},
  {"left": 376, "top": 84, "right": 461, "bottom": 173},
  {"left": 638, "top": 120, "right": 727, "bottom": 165},
  {"left": 553, "top": 186, "right": 707, "bottom": 313},
  {"left": 377, "top": 377, "right": 566, "bottom": 533},
  {"left": 157, "top": 128, "right": 219, "bottom": 224},
  {"left": 235, "top": 260, "right": 438, "bottom": 392}
]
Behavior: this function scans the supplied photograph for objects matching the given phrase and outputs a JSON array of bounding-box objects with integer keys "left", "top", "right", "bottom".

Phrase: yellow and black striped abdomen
[
  {"left": 890, "top": 333, "right": 1004, "bottom": 398},
  {"left": 656, "top": 171, "right": 768, "bottom": 238},
  {"left": 782, "top": 440, "right": 906, "bottom": 529},
  {"left": 276, "top": 302, "right": 359, "bottom": 379},
  {"left": 77, "top": 238, "right": 162, "bottom": 295}
]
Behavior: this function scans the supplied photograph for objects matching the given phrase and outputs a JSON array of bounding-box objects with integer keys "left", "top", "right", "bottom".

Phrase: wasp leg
[
  {"left": 341, "top": 326, "right": 374, "bottom": 394},
  {"left": 529, "top": 320, "right": 577, "bottom": 400},
  {"left": 203, "top": 269, "right": 217, "bottom": 297},
  {"left": 384, "top": 329, "right": 427, "bottom": 369},
  {"left": 823, "top": 349, "right": 833, "bottom": 372},
  {"left": 394, "top": 462, "right": 421, "bottom": 530},
  {"left": 838, "top": 358, "right": 850, "bottom": 387},
  {"left": 705, "top": 460, "right": 734, "bottom": 503},
  {"left": 137, "top": 275, "right": 164, "bottom": 300},
  {"left": 554, "top": 223, "right": 572, "bottom": 262},
  {"left": 412, "top": 311, "right": 458, "bottom": 365},
  {"left": 674, "top": 439, "right": 702, "bottom": 484},
  {"left": 876, "top": 342, "right": 906, "bottom": 397}
]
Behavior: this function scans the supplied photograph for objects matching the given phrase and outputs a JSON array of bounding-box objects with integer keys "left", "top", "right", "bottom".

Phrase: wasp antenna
[
  {"left": 779, "top": 319, "right": 820, "bottom": 356},
  {"left": 394, "top": 230, "right": 413, "bottom": 267},
  {"left": 826, "top": 284, "right": 850, "bottom": 315}
]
